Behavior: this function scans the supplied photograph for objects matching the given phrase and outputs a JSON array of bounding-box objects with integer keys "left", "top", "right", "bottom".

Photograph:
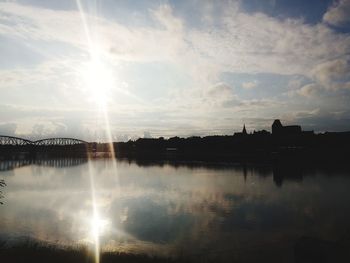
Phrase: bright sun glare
[
  {"left": 75, "top": 1, "right": 118, "bottom": 263},
  {"left": 83, "top": 57, "right": 114, "bottom": 108},
  {"left": 90, "top": 214, "right": 109, "bottom": 239}
]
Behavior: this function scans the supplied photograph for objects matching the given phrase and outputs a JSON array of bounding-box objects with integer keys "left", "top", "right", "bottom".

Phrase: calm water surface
[{"left": 1, "top": 159, "right": 350, "bottom": 262}]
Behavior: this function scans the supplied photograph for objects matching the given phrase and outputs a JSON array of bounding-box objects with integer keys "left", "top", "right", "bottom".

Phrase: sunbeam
[
  {"left": 88, "top": 160, "right": 100, "bottom": 263},
  {"left": 83, "top": 56, "right": 113, "bottom": 108},
  {"left": 75, "top": 1, "right": 120, "bottom": 262}
]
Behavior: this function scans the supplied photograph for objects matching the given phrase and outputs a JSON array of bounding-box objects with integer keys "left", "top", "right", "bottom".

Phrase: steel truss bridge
[{"left": 0, "top": 135, "right": 88, "bottom": 146}]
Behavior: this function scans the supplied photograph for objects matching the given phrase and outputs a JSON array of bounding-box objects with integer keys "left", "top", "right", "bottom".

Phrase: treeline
[
  {"left": 2, "top": 131, "right": 350, "bottom": 163},
  {"left": 108, "top": 132, "right": 350, "bottom": 163}
]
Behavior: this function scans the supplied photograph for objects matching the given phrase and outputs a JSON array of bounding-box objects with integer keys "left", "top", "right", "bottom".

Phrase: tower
[
  {"left": 242, "top": 124, "right": 247, "bottom": 135},
  {"left": 272, "top": 119, "right": 283, "bottom": 135}
]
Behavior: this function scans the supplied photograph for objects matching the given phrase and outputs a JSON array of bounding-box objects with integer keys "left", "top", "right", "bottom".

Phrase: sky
[{"left": 0, "top": 0, "right": 350, "bottom": 141}]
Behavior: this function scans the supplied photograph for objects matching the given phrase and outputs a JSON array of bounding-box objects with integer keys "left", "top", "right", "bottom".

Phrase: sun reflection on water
[
  {"left": 90, "top": 214, "right": 110, "bottom": 241},
  {"left": 75, "top": 1, "right": 121, "bottom": 261}
]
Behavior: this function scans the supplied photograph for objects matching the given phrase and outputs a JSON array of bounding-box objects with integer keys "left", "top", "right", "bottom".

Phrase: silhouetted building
[
  {"left": 253, "top": 130, "right": 270, "bottom": 135},
  {"left": 242, "top": 124, "right": 247, "bottom": 135},
  {"left": 272, "top": 119, "right": 301, "bottom": 135},
  {"left": 235, "top": 124, "right": 248, "bottom": 136}
]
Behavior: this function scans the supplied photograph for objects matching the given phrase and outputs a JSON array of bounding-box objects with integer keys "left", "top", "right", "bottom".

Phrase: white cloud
[
  {"left": 2, "top": 2, "right": 348, "bottom": 77},
  {"left": 0, "top": 3, "right": 86, "bottom": 48},
  {"left": 242, "top": 81, "right": 258, "bottom": 89},
  {"left": 143, "top": 131, "right": 152, "bottom": 138},
  {"left": 323, "top": 0, "right": 350, "bottom": 26},
  {"left": 0, "top": 1, "right": 350, "bottom": 136},
  {"left": 296, "top": 83, "right": 320, "bottom": 97},
  {"left": 207, "top": 82, "right": 233, "bottom": 97},
  {"left": 311, "top": 57, "right": 350, "bottom": 90},
  {"left": 190, "top": 12, "right": 350, "bottom": 76}
]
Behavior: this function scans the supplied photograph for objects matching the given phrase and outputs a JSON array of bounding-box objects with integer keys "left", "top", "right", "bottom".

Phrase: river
[{"left": 1, "top": 159, "right": 349, "bottom": 262}]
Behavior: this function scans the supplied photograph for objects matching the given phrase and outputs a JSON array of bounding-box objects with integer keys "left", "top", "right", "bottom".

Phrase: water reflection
[
  {"left": 0, "top": 159, "right": 350, "bottom": 262},
  {"left": 273, "top": 165, "right": 303, "bottom": 187},
  {"left": 0, "top": 158, "right": 88, "bottom": 172}
]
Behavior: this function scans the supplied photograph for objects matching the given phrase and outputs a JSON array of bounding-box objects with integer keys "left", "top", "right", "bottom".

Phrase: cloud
[
  {"left": 189, "top": 11, "right": 350, "bottom": 77},
  {"left": 143, "top": 131, "right": 152, "bottom": 138},
  {"left": 242, "top": 81, "right": 258, "bottom": 89},
  {"left": 239, "top": 99, "right": 280, "bottom": 109},
  {"left": 296, "top": 83, "right": 320, "bottom": 97},
  {"left": 311, "top": 57, "right": 350, "bottom": 89},
  {"left": 283, "top": 108, "right": 350, "bottom": 132},
  {"left": 0, "top": 2, "right": 85, "bottom": 48},
  {"left": 207, "top": 82, "right": 233, "bottom": 97},
  {"left": 204, "top": 82, "right": 240, "bottom": 108},
  {"left": 2, "top": 2, "right": 349, "bottom": 78},
  {"left": 0, "top": 1, "right": 350, "bottom": 136},
  {"left": 151, "top": 4, "right": 183, "bottom": 33},
  {"left": 323, "top": 0, "right": 350, "bottom": 26},
  {"left": 289, "top": 57, "right": 350, "bottom": 97},
  {"left": 0, "top": 123, "right": 17, "bottom": 136}
]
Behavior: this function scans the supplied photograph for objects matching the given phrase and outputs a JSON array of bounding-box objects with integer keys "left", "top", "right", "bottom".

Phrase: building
[
  {"left": 242, "top": 124, "right": 247, "bottom": 135},
  {"left": 234, "top": 124, "right": 248, "bottom": 136},
  {"left": 272, "top": 119, "right": 302, "bottom": 135},
  {"left": 253, "top": 129, "right": 270, "bottom": 135}
]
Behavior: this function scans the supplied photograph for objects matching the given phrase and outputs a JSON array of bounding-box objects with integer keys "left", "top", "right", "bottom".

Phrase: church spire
[{"left": 242, "top": 124, "right": 247, "bottom": 135}]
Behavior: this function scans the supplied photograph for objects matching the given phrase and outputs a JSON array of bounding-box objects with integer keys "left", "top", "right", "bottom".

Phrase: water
[{"left": 1, "top": 159, "right": 350, "bottom": 262}]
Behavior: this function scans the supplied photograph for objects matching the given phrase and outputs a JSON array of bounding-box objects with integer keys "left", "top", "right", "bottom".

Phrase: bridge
[
  {"left": 0, "top": 135, "right": 88, "bottom": 146},
  {"left": 34, "top": 138, "right": 88, "bottom": 146},
  {"left": 0, "top": 136, "right": 33, "bottom": 146}
]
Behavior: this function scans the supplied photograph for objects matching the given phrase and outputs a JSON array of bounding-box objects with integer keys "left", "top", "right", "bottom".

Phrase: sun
[{"left": 83, "top": 57, "right": 114, "bottom": 108}]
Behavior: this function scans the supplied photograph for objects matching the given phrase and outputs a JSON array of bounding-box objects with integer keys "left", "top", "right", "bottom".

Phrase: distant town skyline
[{"left": 1, "top": 0, "right": 350, "bottom": 141}]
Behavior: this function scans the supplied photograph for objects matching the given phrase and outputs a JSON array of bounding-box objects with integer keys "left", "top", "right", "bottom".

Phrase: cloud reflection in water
[{"left": 0, "top": 159, "right": 350, "bottom": 261}]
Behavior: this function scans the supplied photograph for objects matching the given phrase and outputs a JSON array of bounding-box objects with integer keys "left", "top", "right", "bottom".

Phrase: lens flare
[
  {"left": 83, "top": 57, "right": 113, "bottom": 108},
  {"left": 89, "top": 162, "right": 100, "bottom": 263},
  {"left": 90, "top": 215, "right": 109, "bottom": 238},
  {"left": 75, "top": 2, "right": 120, "bottom": 263}
]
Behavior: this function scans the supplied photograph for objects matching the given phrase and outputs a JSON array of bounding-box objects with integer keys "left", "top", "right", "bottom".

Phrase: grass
[
  {"left": 0, "top": 240, "right": 193, "bottom": 263},
  {"left": 0, "top": 179, "right": 5, "bottom": 204}
]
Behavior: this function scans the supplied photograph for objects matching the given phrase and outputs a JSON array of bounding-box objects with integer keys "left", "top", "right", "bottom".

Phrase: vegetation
[
  {"left": 0, "top": 240, "right": 195, "bottom": 263},
  {"left": 0, "top": 179, "right": 5, "bottom": 205}
]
